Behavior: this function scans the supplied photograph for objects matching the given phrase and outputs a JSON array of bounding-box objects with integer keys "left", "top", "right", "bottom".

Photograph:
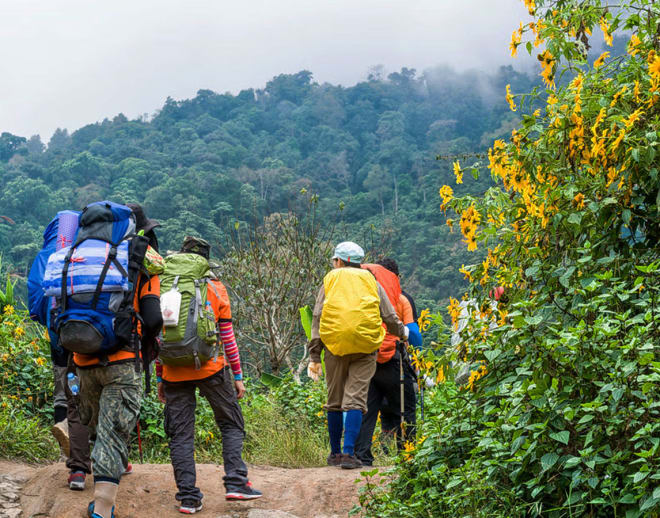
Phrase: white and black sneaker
[
  {"left": 178, "top": 499, "right": 203, "bottom": 514},
  {"left": 225, "top": 482, "right": 263, "bottom": 501}
]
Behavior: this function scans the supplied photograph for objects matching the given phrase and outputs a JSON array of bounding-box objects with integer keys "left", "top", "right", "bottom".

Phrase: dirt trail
[{"left": 0, "top": 461, "right": 366, "bottom": 518}]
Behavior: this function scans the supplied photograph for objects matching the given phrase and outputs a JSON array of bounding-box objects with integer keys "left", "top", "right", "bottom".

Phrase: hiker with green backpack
[{"left": 156, "top": 236, "right": 262, "bottom": 515}]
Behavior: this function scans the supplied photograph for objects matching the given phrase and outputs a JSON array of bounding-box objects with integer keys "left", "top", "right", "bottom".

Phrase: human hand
[
  {"left": 234, "top": 379, "right": 246, "bottom": 399},
  {"left": 307, "top": 361, "right": 323, "bottom": 382}
]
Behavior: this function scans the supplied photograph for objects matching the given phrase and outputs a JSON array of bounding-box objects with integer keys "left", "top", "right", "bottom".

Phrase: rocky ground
[{"left": 0, "top": 461, "right": 367, "bottom": 518}]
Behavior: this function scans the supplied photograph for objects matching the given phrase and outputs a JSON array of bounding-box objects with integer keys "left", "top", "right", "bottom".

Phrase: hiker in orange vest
[
  {"left": 156, "top": 237, "right": 262, "bottom": 515},
  {"left": 354, "top": 258, "right": 421, "bottom": 466},
  {"left": 307, "top": 242, "right": 408, "bottom": 469}
]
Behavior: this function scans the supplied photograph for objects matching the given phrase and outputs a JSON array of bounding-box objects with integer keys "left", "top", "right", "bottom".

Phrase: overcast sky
[{"left": 1, "top": 0, "right": 532, "bottom": 140}]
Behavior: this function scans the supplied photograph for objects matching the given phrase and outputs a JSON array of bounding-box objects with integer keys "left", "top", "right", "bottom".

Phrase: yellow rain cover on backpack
[{"left": 320, "top": 268, "right": 385, "bottom": 356}]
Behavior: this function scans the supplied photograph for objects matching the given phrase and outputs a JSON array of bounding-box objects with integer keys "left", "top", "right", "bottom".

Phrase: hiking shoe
[
  {"left": 68, "top": 471, "right": 86, "bottom": 491},
  {"left": 327, "top": 453, "right": 342, "bottom": 467},
  {"left": 178, "top": 499, "right": 203, "bottom": 514},
  {"left": 87, "top": 501, "right": 115, "bottom": 518},
  {"left": 51, "top": 418, "right": 70, "bottom": 458},
  {"left": 340, "top": 453, "right": 363, "bottom": 469},
  {"left": 123, "top": 462, "right": 133, "bottom": 475},
  {"left": 225, "top": 482, "right": 263, "bottom": 500}
]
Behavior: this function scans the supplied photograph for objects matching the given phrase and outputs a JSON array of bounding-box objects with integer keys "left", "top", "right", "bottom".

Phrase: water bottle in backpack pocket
[{"left": 161, "top": 277, "right": 182, "bottom": 326}]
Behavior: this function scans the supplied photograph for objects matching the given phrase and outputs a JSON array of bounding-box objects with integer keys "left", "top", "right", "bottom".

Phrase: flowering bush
[
  {"left": 0, "top": 304, "right": 54, "bottom": 421},
  {"left": 361, "top": 1, "right": 659, "bottom": 516}
]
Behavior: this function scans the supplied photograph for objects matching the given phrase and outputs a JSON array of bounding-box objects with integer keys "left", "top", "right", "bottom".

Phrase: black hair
[{"left": 377, "top": 257, "right": 399, "bottom": 276}]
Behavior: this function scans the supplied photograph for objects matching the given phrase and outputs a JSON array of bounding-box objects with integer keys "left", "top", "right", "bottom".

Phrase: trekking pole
[
  {"left": 137, "top": 420, "right": 144, "bottom": 464},
  {"left": 399, "top": 343, "right": 405, "bottom": 442}
]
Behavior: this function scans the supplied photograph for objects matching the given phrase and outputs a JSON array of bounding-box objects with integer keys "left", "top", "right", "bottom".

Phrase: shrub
[{"left": 361, "top": 1, "right": 660, "bottom": 516}]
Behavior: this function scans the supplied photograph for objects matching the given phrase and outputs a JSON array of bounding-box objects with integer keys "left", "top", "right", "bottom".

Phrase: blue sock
[
  {"left": 327, "top": 411, "right": 343, "bottom": 455},
  {"left": 342, "top": 409, "right": 363, "bottom": 455}
]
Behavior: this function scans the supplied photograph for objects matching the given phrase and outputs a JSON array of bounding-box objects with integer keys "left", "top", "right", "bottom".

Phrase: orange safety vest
[{"left": 361, "top": 264, "right": 402, "bottom": 363}]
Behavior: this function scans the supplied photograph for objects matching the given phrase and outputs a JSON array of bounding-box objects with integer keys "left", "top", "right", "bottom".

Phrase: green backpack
[{"left": 159, "top": 253, "right": 219, "bottom": 369}]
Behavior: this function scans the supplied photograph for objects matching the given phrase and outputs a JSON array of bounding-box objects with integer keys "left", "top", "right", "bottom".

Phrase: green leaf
[
  {"left": 564, "top": 456, "right": 581, "bottom": 468},
  {"left": 550, "top": 431, "right": 570, "bottom": 445},
  {"left": 299, "top": 305, "right": 313, "bottom": 340},
  {"left": 525, "top": 315, "right": 543, "bottom": 326},
  {"left": 541, "top": 452, "right": 559, "bottom": 471},
  {"left": 633, "top": 471, "right": 649, "bottom": 483},
  {"left": 632, "top": 148, "right": 640, "bottom": 162}
]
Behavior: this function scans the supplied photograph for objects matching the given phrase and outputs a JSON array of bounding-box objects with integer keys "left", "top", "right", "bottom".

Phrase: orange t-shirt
[
  {"left": 74, "top": 274, "right": 161, "bottom": 367},
  {"left": 378, "top": 293, "right": 414, "bottom": 363},
  {"left": 161, "top": 279, "right": 232, "bottom": 382}
]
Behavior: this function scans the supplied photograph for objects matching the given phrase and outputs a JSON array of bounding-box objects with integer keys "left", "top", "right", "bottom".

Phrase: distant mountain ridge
[{"left": 0, "top": 65, "right": 539, "bottom": 305}]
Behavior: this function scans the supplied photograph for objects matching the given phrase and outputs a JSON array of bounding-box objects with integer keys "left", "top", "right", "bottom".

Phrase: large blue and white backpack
[
  {"left": 42, "top": 201, "right": 150, "bottom": 358},
  {"left": 27, "top": 210, "right": 80, "bottom": 345}
]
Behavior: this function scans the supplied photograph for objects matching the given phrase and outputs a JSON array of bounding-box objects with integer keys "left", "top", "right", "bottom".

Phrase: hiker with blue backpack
[
  {"left": 155, "top": 236, "right": 262, "bottom": 514},
  {"left": 39, "top": 201, "right": 163, "bottom": 518},
  {"left": 29, "top": 209, "right": 93, "bottom": 488}
]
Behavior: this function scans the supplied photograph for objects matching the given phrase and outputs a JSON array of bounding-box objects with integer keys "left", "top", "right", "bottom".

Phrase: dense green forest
[{"left": 0, "top": 65, "right": 539, "bottom": 306}]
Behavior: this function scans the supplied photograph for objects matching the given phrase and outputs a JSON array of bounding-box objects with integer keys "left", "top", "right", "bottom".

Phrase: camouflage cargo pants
[{"left": 78, "top": 362, "right": 141, "bottom": 483}]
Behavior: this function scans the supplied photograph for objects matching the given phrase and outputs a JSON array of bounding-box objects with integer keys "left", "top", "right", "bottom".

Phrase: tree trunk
[{"left": 393, "top": 173, "right": 398, "bottom": 213}]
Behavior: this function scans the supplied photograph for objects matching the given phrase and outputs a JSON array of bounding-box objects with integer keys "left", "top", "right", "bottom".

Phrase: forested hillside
[{"left": 0, "top": 65, "right": 538, "bottom": 305}]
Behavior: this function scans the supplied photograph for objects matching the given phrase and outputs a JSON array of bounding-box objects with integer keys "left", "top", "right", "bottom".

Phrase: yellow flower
[
  {"left": 35, "top": 357, "right": 46, "bottom": 367},
  {"left": 439, "top": 185, "right": 453, "bottom": 209},
  {"left": 611, "top": 129, "right": 625, "bottom": 152},
  {"left": 403, "top": 440, "right": 416, "bottom": 460},
  {"left": 573, "top": 193, "right": 585, "bottom": 210},
  {"left": 628, "top": 34, "right": 642, "bottom": 56},
  {"left": 510, "top": 26, "right": 522, "bottom": 57},
  {"left": 466, "top": 234, "right": 478, "bottom": 252},
  {"left": 417, "top": 308, "right": 431, "bottom": 332},
  {"left": 624, "top": 108, "right": 644, "bottom": 129},
  {"left": 599, "top": 17, "right": 613, "bottom": 46},
  {"left": 448, "top": 297, "right": 461, "bottom": 331},
  {"left": 649, "top": 55, "right": 660, "bottom": 79},
  {"left": 453, "top": 160, "right": 463, "bottom": 184},
  {"left": 538, "top": 50, "right": 555, "bottom": 87},
  {"left": 594, "top": 51, "right": 609, "bottom": 69},
  {"left": 547, "top": 94, "right": 558, "bottom": 106},
  {"left": 446, "top": 218, "right": 454, "bottom": 232},
  {"left": 14, "top": 327, "right": 25, "bottom": 338},
  {"left": 3, "top": 305, "right": 14, "bottom": 315},
  {"left": 523, "top": 0, "right": 535, "bottom": 15},
  {"left": 506, "top": 84, "right": 517, "bottom": 112},
  {"left": 459, "top": 264, "right": 472, "bottom": 282}
]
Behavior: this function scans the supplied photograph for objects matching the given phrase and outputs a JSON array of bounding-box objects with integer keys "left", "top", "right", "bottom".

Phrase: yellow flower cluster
[
  {"left": 628, "top": 34, "right": 642, "bottom": 56},
  {"left": 439, "top": 185, "right": 453, "bottom": 210},
  {"left": 599, "top": 17, "right": 613, "bottom": 47},
  {"left": 447, "top": 297, "right": 461, "bottom": 331},
  {"left": 3, "top": 305, "right": 14, "bottom": 316},
  {"left": 537, "top": 50, "right": 555, "bottom": 87},
  {"left": 466, "top": 363, "right": 488, "bottom": 391},
  {"left": 460, "top": 205, "right": 480, "bottom": 251},
  {"left": 417, "top": 308, "right": 431, "bottom": 332}
]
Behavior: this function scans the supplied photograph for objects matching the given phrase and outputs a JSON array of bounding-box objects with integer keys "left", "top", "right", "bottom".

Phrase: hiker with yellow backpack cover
[{"left": 307, "top": 241, "right": 408, "bottom": 469}]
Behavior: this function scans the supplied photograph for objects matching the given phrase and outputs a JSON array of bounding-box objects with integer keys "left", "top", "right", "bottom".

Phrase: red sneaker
[
  {"left": 123, "top": 462, "right": 133, "bottom": 475},
  {"left": 68, "top": 471, "right": 86, "bottom": 491}
]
